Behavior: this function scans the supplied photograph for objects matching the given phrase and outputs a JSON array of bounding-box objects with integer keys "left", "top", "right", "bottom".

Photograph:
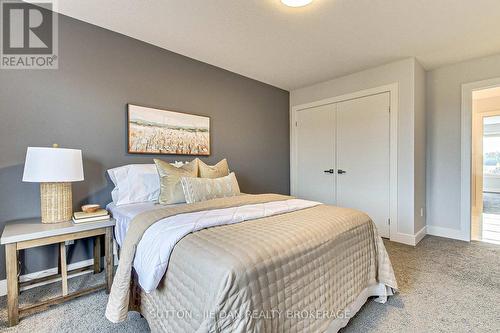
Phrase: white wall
[
  {"left": 414, "top": 60, "right": 427, "bottom": 233},
  {"left": 291, "top": 58, "right": 424, "bottom": 240},
  {"left": 426, "top": 53, "right": 500, "bottom": 237}
]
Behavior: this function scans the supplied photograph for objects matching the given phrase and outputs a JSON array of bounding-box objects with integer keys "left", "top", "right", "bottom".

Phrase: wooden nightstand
[{"left": 0, "top": 218, "right": 115, "bottom": 326}]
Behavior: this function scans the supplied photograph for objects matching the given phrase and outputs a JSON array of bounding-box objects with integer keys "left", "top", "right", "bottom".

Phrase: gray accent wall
[{"left": 0, "top": 14, "right": 290, "bottom": 279}]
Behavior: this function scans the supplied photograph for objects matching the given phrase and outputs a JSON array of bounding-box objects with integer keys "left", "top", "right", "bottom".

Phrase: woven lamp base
[{"left": 40, "top": 182, "right": 73, "bottom": 223}]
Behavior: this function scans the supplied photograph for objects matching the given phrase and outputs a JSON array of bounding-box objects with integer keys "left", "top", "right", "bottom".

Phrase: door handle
[
  {"left": 337, "top": 169, "right": 347, "bottom": 174},
  {"left": 324, "top": 169, "right": 334, "bottom": 174}
]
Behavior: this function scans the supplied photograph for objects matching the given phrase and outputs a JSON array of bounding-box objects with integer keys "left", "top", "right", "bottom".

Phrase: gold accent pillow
[
  {"left": 154, "top": 159, "right": 199, "bottom": 204},
  {"left": 198, "top": 158, "right": 229, "bottom": 178},
  {"left": 180, "top": 172, "right": 241, "bottom": 204}
]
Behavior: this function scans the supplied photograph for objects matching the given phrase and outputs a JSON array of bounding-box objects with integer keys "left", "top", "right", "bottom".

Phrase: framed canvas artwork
[{"left": 127, "top": 104, "right": 210, "bottom": 155}]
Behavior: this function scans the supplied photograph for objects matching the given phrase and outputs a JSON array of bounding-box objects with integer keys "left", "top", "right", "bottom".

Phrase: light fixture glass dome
[{"left": 281, "top": 0, "right": 313, "bottom": 7}]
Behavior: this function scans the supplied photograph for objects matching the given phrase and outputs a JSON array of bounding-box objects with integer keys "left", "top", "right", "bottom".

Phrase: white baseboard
[
  {"left": 0, "top": 258, "right": 93, "bottom": 297},
  {"left": 390, "top": 226, "right": 427, "bottom": 246},
  {"left": 414, "top": 226, "right": 427, "bottom": 245},
  {"left": 426, "top": 225, "right": 468, "bottom": 241},
  {"left": 0, "top": 251, "right": 120, "bottom": 297}
]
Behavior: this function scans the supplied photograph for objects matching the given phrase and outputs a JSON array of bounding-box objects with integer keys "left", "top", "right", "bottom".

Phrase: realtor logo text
[{"left": 1, "top": 0, "right": 58, "bottom": 69}]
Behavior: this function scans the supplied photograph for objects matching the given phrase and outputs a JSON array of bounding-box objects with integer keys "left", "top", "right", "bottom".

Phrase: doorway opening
[{"left": 471, "top": 86, "right": 500, "bottom": 244}]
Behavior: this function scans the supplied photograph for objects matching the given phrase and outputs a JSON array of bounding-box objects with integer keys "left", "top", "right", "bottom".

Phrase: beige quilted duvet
[{"left": 106, "top": 194, "right": 397, "bottom": 332}]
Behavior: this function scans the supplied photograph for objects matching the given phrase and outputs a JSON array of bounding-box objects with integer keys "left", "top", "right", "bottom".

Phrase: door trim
[
  {"left": 461, "top": 77, "right": 500, "bottom": 242},
  {"left": 472, "top": 109, "right": 500, "bottom": 241},
  {"left": 290, "top": 83, "right": 399, "bottom": 240}
]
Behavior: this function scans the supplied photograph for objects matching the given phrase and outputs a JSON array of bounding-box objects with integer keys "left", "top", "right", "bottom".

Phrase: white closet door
[
  {"left": 336, "top": 93, "right": 390, "bottom": 237},
  {"left": 295, "top": 104, "right": 336, "bottom": 204}
]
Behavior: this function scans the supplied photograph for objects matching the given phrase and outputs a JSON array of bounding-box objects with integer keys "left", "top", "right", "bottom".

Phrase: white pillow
[
  {"left": 107, "top": 162, "right": 185, "bottom": 205},
  {"left": 180, "top": 172, "right": 241, "bottom": 204}
]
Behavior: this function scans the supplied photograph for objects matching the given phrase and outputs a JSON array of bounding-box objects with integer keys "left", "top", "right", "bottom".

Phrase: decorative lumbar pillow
[
  {"left": 154, "top": 159, "right": 199, "bottom": 204},
  {"left": 180, "top": 172, "right": 241, "bottom": 204},
  {"left": 198, "top": 158, "right": 230, "bottom": 178}
]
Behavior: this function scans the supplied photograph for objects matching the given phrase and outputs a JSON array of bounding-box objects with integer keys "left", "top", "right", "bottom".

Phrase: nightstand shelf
[{"left": 1, "top": 218, "right": 115, "bottom": 326}]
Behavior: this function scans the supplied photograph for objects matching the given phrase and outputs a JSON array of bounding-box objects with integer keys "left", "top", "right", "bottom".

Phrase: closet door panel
[
  {"left": 336, "top": 93, "right": 390, "bottom": 237},
  {"left": 295, "top": 104, "right": 336, "bottom": 204}
]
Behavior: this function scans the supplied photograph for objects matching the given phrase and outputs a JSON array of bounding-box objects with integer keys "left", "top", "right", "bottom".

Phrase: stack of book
[{"left": 72, "top": 209, "right": 110, "bottom": 224}]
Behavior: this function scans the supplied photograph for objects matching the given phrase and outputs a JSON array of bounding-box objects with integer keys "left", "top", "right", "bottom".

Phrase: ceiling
[{"left": 55, "top": 0, "right": 500, "bottom": 90}]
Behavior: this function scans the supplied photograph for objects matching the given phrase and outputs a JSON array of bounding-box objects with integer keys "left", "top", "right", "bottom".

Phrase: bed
[{"left": 105, "top": 193, "right": 397, "bottom": 333}]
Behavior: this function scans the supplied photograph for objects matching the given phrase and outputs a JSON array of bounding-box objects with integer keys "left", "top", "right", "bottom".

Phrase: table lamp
[{"left": 22, "top": 145, "right": 84, "bottom": 223}]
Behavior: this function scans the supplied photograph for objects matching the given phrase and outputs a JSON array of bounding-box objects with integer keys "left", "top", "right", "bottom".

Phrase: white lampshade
[{"left": 22, "top": 147, "right": 84, "bottom": 182}]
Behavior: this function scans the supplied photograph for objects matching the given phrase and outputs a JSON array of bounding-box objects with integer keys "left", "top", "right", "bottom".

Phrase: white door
[
  {"left": 295, "top": 104, "right": 336, "bottom": 204},
  {"left": 336, "top": 92, "right": 390, "bottom": 237}
]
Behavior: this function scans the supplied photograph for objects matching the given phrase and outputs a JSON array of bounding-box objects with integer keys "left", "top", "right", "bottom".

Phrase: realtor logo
[{"left": 1, "top": 0, "right": 58, "bottom": 69}]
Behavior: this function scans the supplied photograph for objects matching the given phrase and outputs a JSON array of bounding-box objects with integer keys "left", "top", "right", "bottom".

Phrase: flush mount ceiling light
[{"left": 281, "top": 0, "right": 313, "bottom": 7}]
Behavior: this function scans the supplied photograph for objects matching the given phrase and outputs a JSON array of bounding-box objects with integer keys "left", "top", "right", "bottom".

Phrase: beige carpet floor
[{"left": 0, "top": 235, "right": 498, "bottom": 332}]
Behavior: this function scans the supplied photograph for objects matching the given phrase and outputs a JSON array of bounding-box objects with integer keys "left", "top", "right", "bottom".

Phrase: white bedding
[
  {"left": 107, "top": 202, "right": 180, "bottom": 246},
  {"left": 124, "top": 199, "right": 321, "bottom": 293}
]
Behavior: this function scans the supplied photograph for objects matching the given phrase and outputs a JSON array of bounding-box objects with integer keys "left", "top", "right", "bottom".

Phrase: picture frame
[{"left": 127, "top": 104, "right": 210, "bottom": 156}]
